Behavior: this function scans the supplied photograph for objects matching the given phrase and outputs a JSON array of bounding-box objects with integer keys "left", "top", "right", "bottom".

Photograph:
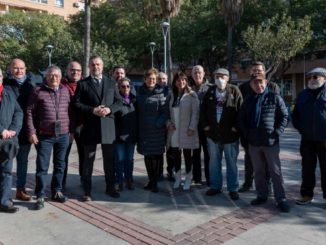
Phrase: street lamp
[
  {"left": 45, "top": 44, "right": 54, "bottom": 67},
  {"left": 149, "top": 42, "right": 156, "bottom": 68},
  {"left": 161, "top": 21, "right": 170, "bottom": 73}
]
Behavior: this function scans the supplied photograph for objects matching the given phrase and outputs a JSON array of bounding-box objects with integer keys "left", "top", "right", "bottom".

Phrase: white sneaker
[{"left": 183, "top": 172, "right": 192, "bottom": 190}]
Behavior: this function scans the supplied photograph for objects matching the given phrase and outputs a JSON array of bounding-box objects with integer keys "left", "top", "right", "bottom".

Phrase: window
[
  {"left": 29, "top": 0, "right": 48, "bottom": 3},
  {"left": 55, "top": 0, "right": 64, "bottom": 7}
]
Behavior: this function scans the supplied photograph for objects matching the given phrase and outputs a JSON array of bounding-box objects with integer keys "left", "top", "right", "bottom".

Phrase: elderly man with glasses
[{"left": 292, "top": 67, "right": 326, "bottom": 205}]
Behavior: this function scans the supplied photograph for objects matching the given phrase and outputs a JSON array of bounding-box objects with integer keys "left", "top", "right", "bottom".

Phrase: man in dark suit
[{"left": 74, "top": 56, "right": 122, "bottom": 201}]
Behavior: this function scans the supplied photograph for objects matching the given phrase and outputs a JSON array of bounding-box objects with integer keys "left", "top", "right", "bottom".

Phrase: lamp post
[
  {"left": 45, "top": 44, "right": 54, "bottom": 67},
  {"left": 149, "top": 42, "right": 156, "bottom": 68},
  {"left": 161, "top": 22, "right": 170, "bottom": 73}
]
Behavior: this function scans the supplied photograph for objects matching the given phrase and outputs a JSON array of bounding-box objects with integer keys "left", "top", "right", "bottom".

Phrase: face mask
[
  {"left": 307, "top": 79, "right": 324, "bottom": 90},
  {"left": 215, "top": 78, "right": 227, "bottom": 90}
]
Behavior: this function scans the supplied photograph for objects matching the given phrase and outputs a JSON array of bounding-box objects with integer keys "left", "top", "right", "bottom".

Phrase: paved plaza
[{"left": 0, "top": 125, "right": 326, "bottom": 245}]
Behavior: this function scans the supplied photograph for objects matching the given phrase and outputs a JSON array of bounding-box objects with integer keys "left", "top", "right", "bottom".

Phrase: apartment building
[{"left": 0, "top": 0, "right": 83, "bottom": 19}]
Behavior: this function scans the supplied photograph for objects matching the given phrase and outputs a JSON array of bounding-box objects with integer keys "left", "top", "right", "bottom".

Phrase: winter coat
[
  {"left": 239, "top": 91, "right": 288, "bottom": 147},
  {"left": 26, "top": 83, "right": 72, "bottom": 137},
  {"left": 0, "top": 88, "right": 23, "bottom": 141},
  {"left": 167, "top": 90, "right": 199, "bottom": 149},
  {"left": 3, "top": 73, "right": 41, "bottom": 144},
  {"left": 292, "top": 83, "right": 326, "bottom": 141},
  {"left": 115, "top": 92, "right": 138, "bottom": 144},
  {"left": 74, "top": 75, "right": 122, "bottom": 144},
  {"left": 200, "top": 84, "right": 243, "bottom": 144},
  {"left": 136, "top": 84, "right": 168, "bottom": 155}
]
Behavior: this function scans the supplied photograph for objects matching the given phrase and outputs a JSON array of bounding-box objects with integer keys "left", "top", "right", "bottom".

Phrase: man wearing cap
[
  {"left": 292, "top": 67, "right": 326, "bottom": 205},
  {"left": 239, "top": 74, "right": 290, "bottom": 212},
  {"left": 238, "top": 61, "right": 280, "bottom": 193},
  {"left": 200, "top": 68, "right": 243, "bottom": 200}
]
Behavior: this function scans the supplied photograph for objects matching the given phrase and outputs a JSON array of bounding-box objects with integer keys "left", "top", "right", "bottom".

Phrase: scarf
[
  {"left": 120, "top": 92, "right": 131, "bottom": 104},
  {"left": 250, "top": 87, "right": 269, "bottom": 128},
  {"left": 0, "top": 83, "right": 3, "bottom": 102},
  {"left": 9, "top": 75, "right": 27, "bottom": 85},
  {"left": 61, "top": 77, "right": 77, "bottom": 96}
]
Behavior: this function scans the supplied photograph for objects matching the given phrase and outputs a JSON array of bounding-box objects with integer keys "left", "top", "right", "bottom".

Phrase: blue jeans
[
  {"left": 115, "top": 142, "right": 135, "bottom": 184},
  {"left": 16, "top": 143, "right": 32, "bottom": 189},
  {"left": 207, "top": 138, "right": 239, "bottom": 192},
  {"left": 0, "top": 159, "right": 13, "bottom": 207},
  {"left": 35, "top": 134, "right": 69, "bottom": 198}
]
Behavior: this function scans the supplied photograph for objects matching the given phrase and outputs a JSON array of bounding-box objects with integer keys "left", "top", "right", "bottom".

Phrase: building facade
[{"left": 0, "top": 0, "right": 82, "bottom": 19}]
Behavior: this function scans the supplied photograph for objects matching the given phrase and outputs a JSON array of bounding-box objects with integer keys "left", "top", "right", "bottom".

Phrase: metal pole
[
  {"left": 161, "top": 22, "right": 170, "bottom": 74},
  {"left": 49, "top": 53, "right": 52, "bottom": 67},
  {"left": 149, "top": 42, "right": 156, "bottom": 68}
]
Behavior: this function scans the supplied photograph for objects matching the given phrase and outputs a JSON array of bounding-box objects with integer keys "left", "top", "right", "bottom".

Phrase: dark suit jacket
[{"left": 74, "top": 75, "right": 122, "bottom": 144}]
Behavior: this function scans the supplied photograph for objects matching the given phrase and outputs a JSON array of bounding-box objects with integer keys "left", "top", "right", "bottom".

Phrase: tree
[
  {"left": 0, "top": 10, "right": 82, "bottom": 72},
  {"left": 219, "top": 0, "right": 244, "bottom": 73},
  {"left": 242, "top": 14, "right": 313, "bottom": 79},
  {"left": 159, "top": 0, "right": 183, "bottom": 82}
]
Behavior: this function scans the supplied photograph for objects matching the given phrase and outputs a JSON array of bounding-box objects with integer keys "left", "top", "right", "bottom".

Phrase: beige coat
[{"left": 167, "top": 91, "right": 199, "bottom": 149}]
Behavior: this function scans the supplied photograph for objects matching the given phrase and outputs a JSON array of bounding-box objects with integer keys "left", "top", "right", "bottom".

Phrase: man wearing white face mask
[
  {"left": 200, "top": 68, "right": 243, "bottom": 200},
  {"left": 292, "top": 67, "right": 326, "bottom": 205}
]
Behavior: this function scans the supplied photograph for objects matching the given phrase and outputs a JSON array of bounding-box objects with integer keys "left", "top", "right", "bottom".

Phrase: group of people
[{"left": 0, "top": 56, "right": 325, "bottom": 215}]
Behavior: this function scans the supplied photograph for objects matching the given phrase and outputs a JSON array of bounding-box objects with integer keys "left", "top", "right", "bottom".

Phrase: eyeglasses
[
  {"left": 70, "top": 69, "right": 82, "bottom": 73},
  {"left": 307, "top": 75, "right": 318, "bottom": 80},
  {"left": 121, "top": 85, "right": 130, "bottom": 89}
]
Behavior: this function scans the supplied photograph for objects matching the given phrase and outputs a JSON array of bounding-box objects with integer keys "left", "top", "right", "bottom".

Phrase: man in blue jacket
[
  {"left": 239, "top": 74, "right": 290, "bottom": 212},
  {"left": 292, "top": 67, "right": 326, "bottom": 205},
  {"left": 0, "top": 68, "right": 23, "bottom": 213}
]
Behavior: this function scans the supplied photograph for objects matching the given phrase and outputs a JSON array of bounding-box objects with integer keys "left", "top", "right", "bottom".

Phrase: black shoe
[
  {"left": 0, "top": 204, "right": 19, "bottom": 213},
  {"left": 151, "top": 182, "right": 158, "bottom": 193},
  {"left": 35, "top": 198, "right": 45, "bottom": 210},
  {"left": 239, "top": 185, "right": 252, "bottom": 193},
  {"left": 143, "top": 181, "right": 152, "bottom": 190},
  {"left": 106, "top": 189, "right": 120, "bottom": 198},
  {"left": 206, "top": 188, "right": 222, "bottom": 196},
  {"left": 277, "top": 200, "right": 290, "bottom": 213},
  {"left": 229, "top": 192, "right": 240, "bottom": 200},
  {"left": 51, "top": 192, "right": 68, "bottom": 203},
  {"left": 251, "top": 197, "right": 268, "bottom": 205}
]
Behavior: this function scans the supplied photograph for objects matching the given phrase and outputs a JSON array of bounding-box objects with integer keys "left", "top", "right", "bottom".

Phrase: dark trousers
[
  {"left": 158, "top": 148, "right": 175, "bottom": 177},
  {"left": 170, "top": 148, "right": 193, "bottom": 173},
  {"left": 16, "top": 143, "right": 32, "bottom": 189},
  {"left": 192, "top": 130, "right": 210, "bottom": 183},
  {"left": 82, "top": 144, "right": 115, "bottom": 195},
  {"left": 62, "top": 132, "right": 84, "bottom": 187},
  {"left": 249, "top": 144, "right": 286, "bottom": 203},
  {"left": 144, "top": 155, "right": 161, "bottom": 184},
  {"left": 300, "top": 139, "right": 326, "bottom": 198},
  {"left": 35, "top": 134, "right": 69, "bottom": 198},
  {"left": 0, "top": 159, "right": 13, "bottom": 207},
  {"left": 242, "top": 146, "right": 254, "bottom": 188}
]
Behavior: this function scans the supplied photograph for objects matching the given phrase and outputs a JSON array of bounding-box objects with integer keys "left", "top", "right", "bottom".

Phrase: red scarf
[
  {"left": 61, "top": 78, "right": 78, "bottom": 96},
  {"left": 0, "top": 83, "right": 3, "bottom": 102}
]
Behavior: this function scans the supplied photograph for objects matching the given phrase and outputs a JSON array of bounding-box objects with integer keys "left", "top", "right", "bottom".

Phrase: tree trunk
[
  {"left": 83, "top": 0, "right": 91, "bottom": 77},
  {"left": 227, "top": 25, "right": 233, "bottom": 75}
]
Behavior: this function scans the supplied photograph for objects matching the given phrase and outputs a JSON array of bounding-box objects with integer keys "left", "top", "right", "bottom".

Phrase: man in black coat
[
  {"left": 74, "top": 56, "right": 122, "bottom": 201},
  {"left": 238, "top": 61, "right": 280, "bottom": 193},
  {"left": 3, "top": 58, "right": 41, "bottom": 201},
  {"left": 0, "top": 68, "right": 23, "bottom": 213}
]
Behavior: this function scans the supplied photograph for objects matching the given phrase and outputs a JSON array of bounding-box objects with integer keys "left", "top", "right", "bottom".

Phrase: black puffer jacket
[{"left": 239, "top": 91, "right": 288, "bottom": 147}]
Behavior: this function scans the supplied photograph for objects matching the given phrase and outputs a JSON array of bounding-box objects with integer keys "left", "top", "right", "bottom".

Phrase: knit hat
[{"left": 306, "top": 67, "right": 326, "bottom": 77}]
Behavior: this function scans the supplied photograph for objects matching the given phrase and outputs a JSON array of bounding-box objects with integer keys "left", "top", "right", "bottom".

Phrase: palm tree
[
  {"left": 220, "top": 0, "right": 244, "bottom": 73},
  {"left": 160, "top": 0, "right": 183, "bottom": 83}
]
